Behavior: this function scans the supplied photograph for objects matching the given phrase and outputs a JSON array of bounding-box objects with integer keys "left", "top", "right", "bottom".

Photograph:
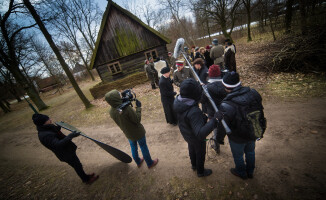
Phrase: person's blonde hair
[{"left": 199, "top": 47, "right": 205, "bottom": 53}]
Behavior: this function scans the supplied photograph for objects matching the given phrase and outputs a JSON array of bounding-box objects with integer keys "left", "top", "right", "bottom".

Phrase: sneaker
[
  {"left": 197, "top": 169, "right": 212, "bottom": 177},
  {"left": 191, "top": 165, "right": 196, "bottom": 171},
  {"left": 230, "top": 168, "right": 248, "bottom": 180},
  {"left": 137, "top": 158, "right": 144, "bottom": 168},
  {"left": 85, "top": 174, "right": 99, "bottom": 185},
  {"left": 148, "top": 158, "right": 159, "bottom": 169}
]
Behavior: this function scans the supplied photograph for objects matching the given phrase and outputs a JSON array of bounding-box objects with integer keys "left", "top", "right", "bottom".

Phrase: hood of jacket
[
  {"left": 224, "top": 86, "right": 252, "bottom": 105},
  {"left": 105, "top": 90, "right": 122, "bottom": 108},
  {"left": 173, "top": 95, "right": 196, "bottom": 114}
]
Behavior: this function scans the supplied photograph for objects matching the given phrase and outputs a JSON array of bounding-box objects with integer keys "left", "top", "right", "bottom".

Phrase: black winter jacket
[
  {"left": 201, "top": 80, "right": 227, "bottom": 118},
  {"left": 173, "top": 95, "right": 217, "bottom": 143},
  {"left": 159, "top": 75, "right": 176, "bottom": 103},
  {"left": 195, "top": 66, "right": 208, "bottom": 84},
  {"left": 204, "top": 51, "right": 213, "bottom": 68},
  {"left": 220, "top": 86, "right": 262, "bottom": 143},
  {"left": 37, "top": 124, "right": 77, "bottom": 161}
]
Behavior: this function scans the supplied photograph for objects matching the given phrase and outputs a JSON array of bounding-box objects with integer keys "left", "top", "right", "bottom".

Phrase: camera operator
[{"left": 105, "top": 89, "right": 158, "bottom": 169}]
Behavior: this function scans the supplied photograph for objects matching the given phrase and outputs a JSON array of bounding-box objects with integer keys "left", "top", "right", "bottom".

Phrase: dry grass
[{"left": 0, "top": 79, "right": 166, "bottom": 134}]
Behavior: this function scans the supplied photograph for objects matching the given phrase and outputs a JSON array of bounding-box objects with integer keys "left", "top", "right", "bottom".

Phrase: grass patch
[{"left": 267, "top": 73, "right": 326, "bottom": 98}]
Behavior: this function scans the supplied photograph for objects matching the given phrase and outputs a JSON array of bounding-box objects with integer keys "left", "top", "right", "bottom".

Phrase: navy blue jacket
[
  {"left": 37, "top": 124, "right": 77, "bottom": 161},
  {"left": 173, "top": 95, "right": 217, "bottom": 143},
  {"left": 220, "top": 86, "right": 262, "bottom": 143}
]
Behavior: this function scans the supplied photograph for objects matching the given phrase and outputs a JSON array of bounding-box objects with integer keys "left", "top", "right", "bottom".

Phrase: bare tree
[
  {"left": 0, "top": 0, "right": 48, "bottom": 111},
  {"left": 299, "top": 0, "right": 307, "bottom": 35},
  {"left": 31, "top": 39, "right": 64, "bottom": 94},
  {"left": 42, "top": 0, "right": 102, "bottom": 81},
  {"left": 0, "top": 67, "right": 22, "bottom": 103},
  {"left": 194, "top": 0, "right": 241, "bottom": 42},
  {"left": 285, "top": 0, "right": 294, "bottom": 34},
  {"left": 161, "top": 0, "right": 197, "bottom": 45},
  {"left": 23, "top": 0, "right": 92, "bottom": 109},
  {"left": 242, "top": 0, "right": 262, "bottom": 41}
]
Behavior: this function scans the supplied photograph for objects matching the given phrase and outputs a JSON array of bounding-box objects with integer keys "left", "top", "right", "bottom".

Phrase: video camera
[{"left": 117, "top": 89, "right": 136, "bottom": 113}]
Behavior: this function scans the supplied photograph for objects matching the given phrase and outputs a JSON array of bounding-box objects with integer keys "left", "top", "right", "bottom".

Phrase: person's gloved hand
[
  {"left": 214, "top": 111, "right": 223, "bottom": 121},
  {"left": 135, "top": 99, "right": 142, "bottom": 107},
  {"left": 69, "top": 131, "right": 80, "bottom": 138}
]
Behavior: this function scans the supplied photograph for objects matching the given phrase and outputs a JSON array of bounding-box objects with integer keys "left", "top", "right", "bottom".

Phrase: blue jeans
[
  {"left": 229, "top": 139, "right": 255, "bottom": 177},
  {"left": 128, "top": 136, "right": 153, "bottom": 167}
]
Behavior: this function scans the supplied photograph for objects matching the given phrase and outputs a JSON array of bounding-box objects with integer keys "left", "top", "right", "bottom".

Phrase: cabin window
[
  {"left": 107, "top": 62, "right": 122, "bottom": 74},
  {"left": 145, "top": 49, "right": 158, "bottom": 60}
]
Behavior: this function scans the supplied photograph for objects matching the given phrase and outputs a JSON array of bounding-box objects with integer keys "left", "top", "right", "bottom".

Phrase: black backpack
[{"left": 224, "top": 89, "right": 267, "bottom": 141}]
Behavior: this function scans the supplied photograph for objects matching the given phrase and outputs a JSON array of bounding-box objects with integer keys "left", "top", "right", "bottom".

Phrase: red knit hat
[
  {"left": 206, "top": 45, "right": 211, "bottom": 49},
  {"left": 208, "top": 65, "right": 221, "bottom": 77}
]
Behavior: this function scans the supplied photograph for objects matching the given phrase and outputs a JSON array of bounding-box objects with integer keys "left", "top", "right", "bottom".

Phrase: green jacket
[{"left": 105, "top": 90, "right": 145, "bottom": 141}]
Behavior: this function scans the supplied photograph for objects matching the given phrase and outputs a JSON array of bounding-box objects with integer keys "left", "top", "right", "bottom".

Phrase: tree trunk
[
  {"left": 247, "top": 10, "right": 252, "bottom": 41},
  {"left": 23, "top": 0, "right": 92, "bottom": 109},
  {"left": 269, "top": 15, "right": 276, "bottom": 41},
  {"left": 219, "top": 17, "right": 233, "bottom": 41},
  {"left": 0, "top": 70, "right": 22, "bottom": 102},
  {"left": 243, "top": 0, "right": 252, "bottom": 42},
  {"left": 74, "top": 41, "right": 95, "bottom": 81},
  {"left": 8, "top": 66, "right": 48, "bottom": 111},
  {"left": 8, "top": 87, "right": 22, "bottom": 102},
  {"left": 299, "top": 0, "right": 307, "bottom": 35},
  {"left": 285, "top": 0, "right": 294, "bottom": 34},
  {"left": 0, "top": 100, "right": 10, "bottom": 113}
]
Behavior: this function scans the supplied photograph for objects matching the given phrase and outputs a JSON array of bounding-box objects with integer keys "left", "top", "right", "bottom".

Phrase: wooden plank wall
[
  {"left": 94, "top": 6, "right": 166, "bottom": 68},
  {"left": 97, "top": 45, "right": 168, "bottom": 82}
]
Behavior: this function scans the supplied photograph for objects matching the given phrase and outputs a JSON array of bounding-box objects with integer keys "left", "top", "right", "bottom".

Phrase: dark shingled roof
[{"left": 90, "top": 0, "right": 171, "bottom": 69}]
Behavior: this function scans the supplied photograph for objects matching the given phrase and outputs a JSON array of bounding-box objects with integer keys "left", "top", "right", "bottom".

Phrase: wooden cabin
[{"left": 90, "top": 0, "right": 171, "bottom": 82}]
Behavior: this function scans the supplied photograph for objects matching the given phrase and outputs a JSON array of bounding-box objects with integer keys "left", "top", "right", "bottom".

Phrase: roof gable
[{"left": 90, "top": 0, "right": 171, "bottom": 69}]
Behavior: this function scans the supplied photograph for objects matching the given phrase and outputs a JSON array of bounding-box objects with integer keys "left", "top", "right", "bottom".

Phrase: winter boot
[
  {"left": 151, "top": 84, "right": 156, "bottom": 89},
  {"left": 197, "top": 169, "right": 212, "bottom": 177}
]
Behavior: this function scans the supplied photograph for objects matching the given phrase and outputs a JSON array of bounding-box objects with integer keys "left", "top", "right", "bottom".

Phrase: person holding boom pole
[{"left": 32, "top": 114, "right": 99, "bottom": 184}]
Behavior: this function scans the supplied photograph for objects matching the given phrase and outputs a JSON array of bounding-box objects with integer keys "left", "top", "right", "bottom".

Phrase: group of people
[
  {"left": 183, "top": 38, "right": 237, "bottom": 73},
  {"left": 32, "top": 38, "right": 264, "bottom": 185},
  {"left": 156, "top": 38, "right": 264, "bottom": 178}
]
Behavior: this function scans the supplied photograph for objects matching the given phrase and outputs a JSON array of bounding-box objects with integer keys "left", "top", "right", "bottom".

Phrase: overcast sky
[{"left": 95, "top": 0, "right": 194, "bottom": 24}]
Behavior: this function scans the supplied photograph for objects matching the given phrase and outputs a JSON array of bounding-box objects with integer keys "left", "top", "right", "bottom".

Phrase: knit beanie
[
  {"left": 180, "top": 78, "right": 202, "bottom": 101},
  {"left": 208, "top": 65, "right": 221, "bottom": 77},
  {"left": 222, "top": 71, "right": 241, "bottom": 89},
  {"left": 160, "top": 66, "right": 170, "bottom": 74},
  {"left": 212, "top": 39, "right": 218, "bottom": 45},
  {"left": 32, "top": 113, "right": 49, "bottom": 126}
]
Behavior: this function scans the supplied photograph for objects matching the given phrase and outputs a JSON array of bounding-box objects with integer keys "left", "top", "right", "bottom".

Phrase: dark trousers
[
  {"left": 229, "top": 139, "right": 256, "bottom": 177},
  {"left": 162, "top": 99, "right": 177, "bottom": 124},
  {"left": 66, "top": 154, "right": 89, "bottom": 182},
  {"left": 187, "top": 140, "right": 206, "bottom": 174}
]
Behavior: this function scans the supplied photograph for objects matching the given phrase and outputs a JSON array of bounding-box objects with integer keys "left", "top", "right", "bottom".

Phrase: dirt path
[{"left": 0, "top": 97, "right": 325, "bottom": 199}]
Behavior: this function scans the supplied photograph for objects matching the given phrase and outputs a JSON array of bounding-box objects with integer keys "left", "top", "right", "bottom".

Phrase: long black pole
[
  {"left": 179, "top": 51, "right": 232, "bottom": 135},
  {"left": 23, "top": 95, "right": 39, "bottom": 114}
]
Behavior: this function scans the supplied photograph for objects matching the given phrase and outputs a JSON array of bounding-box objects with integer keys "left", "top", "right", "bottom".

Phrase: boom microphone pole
[
  {"left": 23, "top": 94, "right": 39, "bottom": 114},
  {"left": 173, "top": 38, "right": 232, "bottom": 135}
]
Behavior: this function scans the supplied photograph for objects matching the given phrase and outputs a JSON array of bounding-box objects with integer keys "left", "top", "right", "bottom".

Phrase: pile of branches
[{"left": 260, "top": 26, "right": 326, "bottom": 73}]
